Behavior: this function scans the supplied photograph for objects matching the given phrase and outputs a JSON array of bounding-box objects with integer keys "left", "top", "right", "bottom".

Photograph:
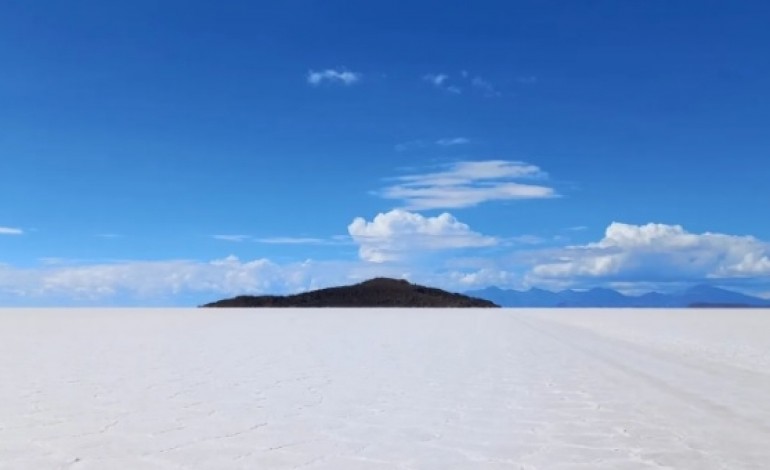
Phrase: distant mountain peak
[
  {"left": 465, "top": 284, "right": 769, "bottom": 308},
  {"left": 684, "top": 284, "right": 726, "bottom": 294},
  {"left": 526, "top": 287, "right": 550, "bottom": 293}
]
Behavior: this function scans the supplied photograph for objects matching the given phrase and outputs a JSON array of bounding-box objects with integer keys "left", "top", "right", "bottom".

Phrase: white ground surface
[{"left": 1, "top": 308, "right": 770, "bottom": 469}]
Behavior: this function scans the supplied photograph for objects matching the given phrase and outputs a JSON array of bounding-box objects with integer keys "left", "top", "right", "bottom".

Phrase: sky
[{"left": 2, "top": 0, "right": 770, "bottom": 306}]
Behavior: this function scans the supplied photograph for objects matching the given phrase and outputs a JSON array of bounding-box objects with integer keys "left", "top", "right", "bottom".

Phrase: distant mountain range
[{"left": 465, "top": 284, "right": 770, "bottom": 308}]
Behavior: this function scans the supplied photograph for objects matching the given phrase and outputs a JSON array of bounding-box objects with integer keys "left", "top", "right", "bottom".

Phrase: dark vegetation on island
[{"left": 201, "top": 277, "right": 499, "bottom": 308}]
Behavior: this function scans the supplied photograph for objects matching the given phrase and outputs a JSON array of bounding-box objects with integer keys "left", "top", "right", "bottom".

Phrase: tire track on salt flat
[{"left": 510, "top": 311, "right": 770, "bottom": 468}]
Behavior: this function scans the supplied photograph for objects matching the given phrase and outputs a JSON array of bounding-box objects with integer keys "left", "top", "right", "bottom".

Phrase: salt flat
[{"left": 1, "top": 308, "right": 769, "bottom": 469}]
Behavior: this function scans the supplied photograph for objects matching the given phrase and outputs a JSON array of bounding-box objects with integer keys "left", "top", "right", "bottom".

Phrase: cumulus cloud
[
  {"left": 348, "top": 209, "right": 496, "bottom": 263},
  {"left": 379, "top": 160, "right": 556, "bottom": 210},
  {"left": 307, "top": 69, "right": 361, "bottom": 86},
  {"left": 5, "top": 222, "right": 769, "bottom": 304},
  {"left": 528, "top": 222, "right": 770, "bottom": 286},
  {"left": 0, "top": 227, "right": 23, "bottom": 235}
]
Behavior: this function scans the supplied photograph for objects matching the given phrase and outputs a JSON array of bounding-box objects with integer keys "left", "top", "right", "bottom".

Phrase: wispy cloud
[
  {"left": 471, "top": 76, "right": 500, "bottom": 97},
  {"left": 348, "top": 209, "right": 496, "bottom": 263},
  {"left": 395, "top": 137, "right": 470, "bottom": 152},
  {"left": 39, "top": 257, "right": 80, "bottom": 266},
  {"left": 517, "top": 75, "right": 538, "bottom": 85},
  {"left": 254, "top": 237, "right": 329, "bottom": 245},
  {"left": 213, "top": 234, "right": 250, "bottom": 242},
  {"left": 378, "top": 160, "right": 557, "bottom": 210},
  {"left": 435, "top": 137, "right": 470, "bottom": 146},
  {"left": 423, "top": 72, "right": 503, "bottom": 97},
  {"left": 95, "top": 233, "right": 122, "bottom": 239},
  {"left": 213, "top": 234, "right": 350, "bottom": 245},
  {"left": 307, "top": 68, "right": 361, "bottom": 86},
  {"left": 394, "top": 140, "right": 427, "bottom": 152},
  {"left": 508, "top": 235, "right": 547, "bottom": 245},
  {"left": 423, "top": 73, "right": 461, "bottom": 94},
  {"left": 424, "top": 73, "right": 448, "bottom": 86},
  {"left": 0, "top": 227, "right": 23, "bottom": 235}
]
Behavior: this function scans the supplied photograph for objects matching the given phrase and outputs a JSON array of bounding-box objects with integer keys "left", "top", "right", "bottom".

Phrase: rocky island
[{"left": 201, "top": 277, "right": 498, "bottom": 308}]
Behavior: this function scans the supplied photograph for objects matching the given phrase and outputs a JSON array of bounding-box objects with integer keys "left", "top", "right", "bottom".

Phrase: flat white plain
[{"left": 1, "top": 308, "right": 769, "bottom": 469}]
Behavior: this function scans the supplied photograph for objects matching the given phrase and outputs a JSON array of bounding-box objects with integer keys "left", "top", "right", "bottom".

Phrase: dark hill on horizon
[{"left": 202, "top": 278, "right": 499, "bottom": 308}]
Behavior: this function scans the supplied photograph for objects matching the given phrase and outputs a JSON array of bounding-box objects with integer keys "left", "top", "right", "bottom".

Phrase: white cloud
[
  {"left": 394, "top": 140, "right": 427, "bottom": 152},
  {"left": 348, "top": 209, "right": 496, "bottom": 263},
  {"left": 1, "top": 255, "right": 493, "bottom": 304},
  {"left": 423, "top": 73, "right": 461, "bottom": 94},
  {"left": 4, "top": 222, "right": 769, "bottom": 303},
  {"left": 435, "top": 137, "right": 470, "bottom": 146},
  {"left": 307, "top": 69, "right": 361, "bottom": 86},
  {"left": 213, "top": 234, "right": 250, "bottom": 242},
  {"left": 379, "top": 160, "right": 557, "bottom": 210},
  {"left": 213, "top": 235, "right": 349, "bottom": 245},
  {"left": 0, "top": 257, "right": 357, "bottom": 303},
  {"left": 395, "top": 137, "right": 470, "bottom": 152},
  {"left": 424, "top": 73, "right": 448, "bottom": 86},
  {"left": 39, "top": 257, "right": 73, "bottom": 266},
  {"left": 528, "top": 222, "right": 770, "bottom": 285},
  {"left": 423, "top": 72, "right": 503, "bottom": 97},
  {"left": 471, "top": 76, "right": 500, "bottom": 97},
  {"left": 0, "top": 227, "right": 23, "bottom": 235},
  {"left": 447, "top": 268, "right": 517, "bottom": 289},
  {"left": 508, "top": 235, "right": 547, "bottom": 245},
  {"left": 254, "top": 237, "right": 329, "bottom": 245}
]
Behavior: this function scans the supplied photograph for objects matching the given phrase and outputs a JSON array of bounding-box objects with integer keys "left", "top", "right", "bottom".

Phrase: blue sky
[{"left": 2, "top": 0, "right": 770, "bottom": 305}]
